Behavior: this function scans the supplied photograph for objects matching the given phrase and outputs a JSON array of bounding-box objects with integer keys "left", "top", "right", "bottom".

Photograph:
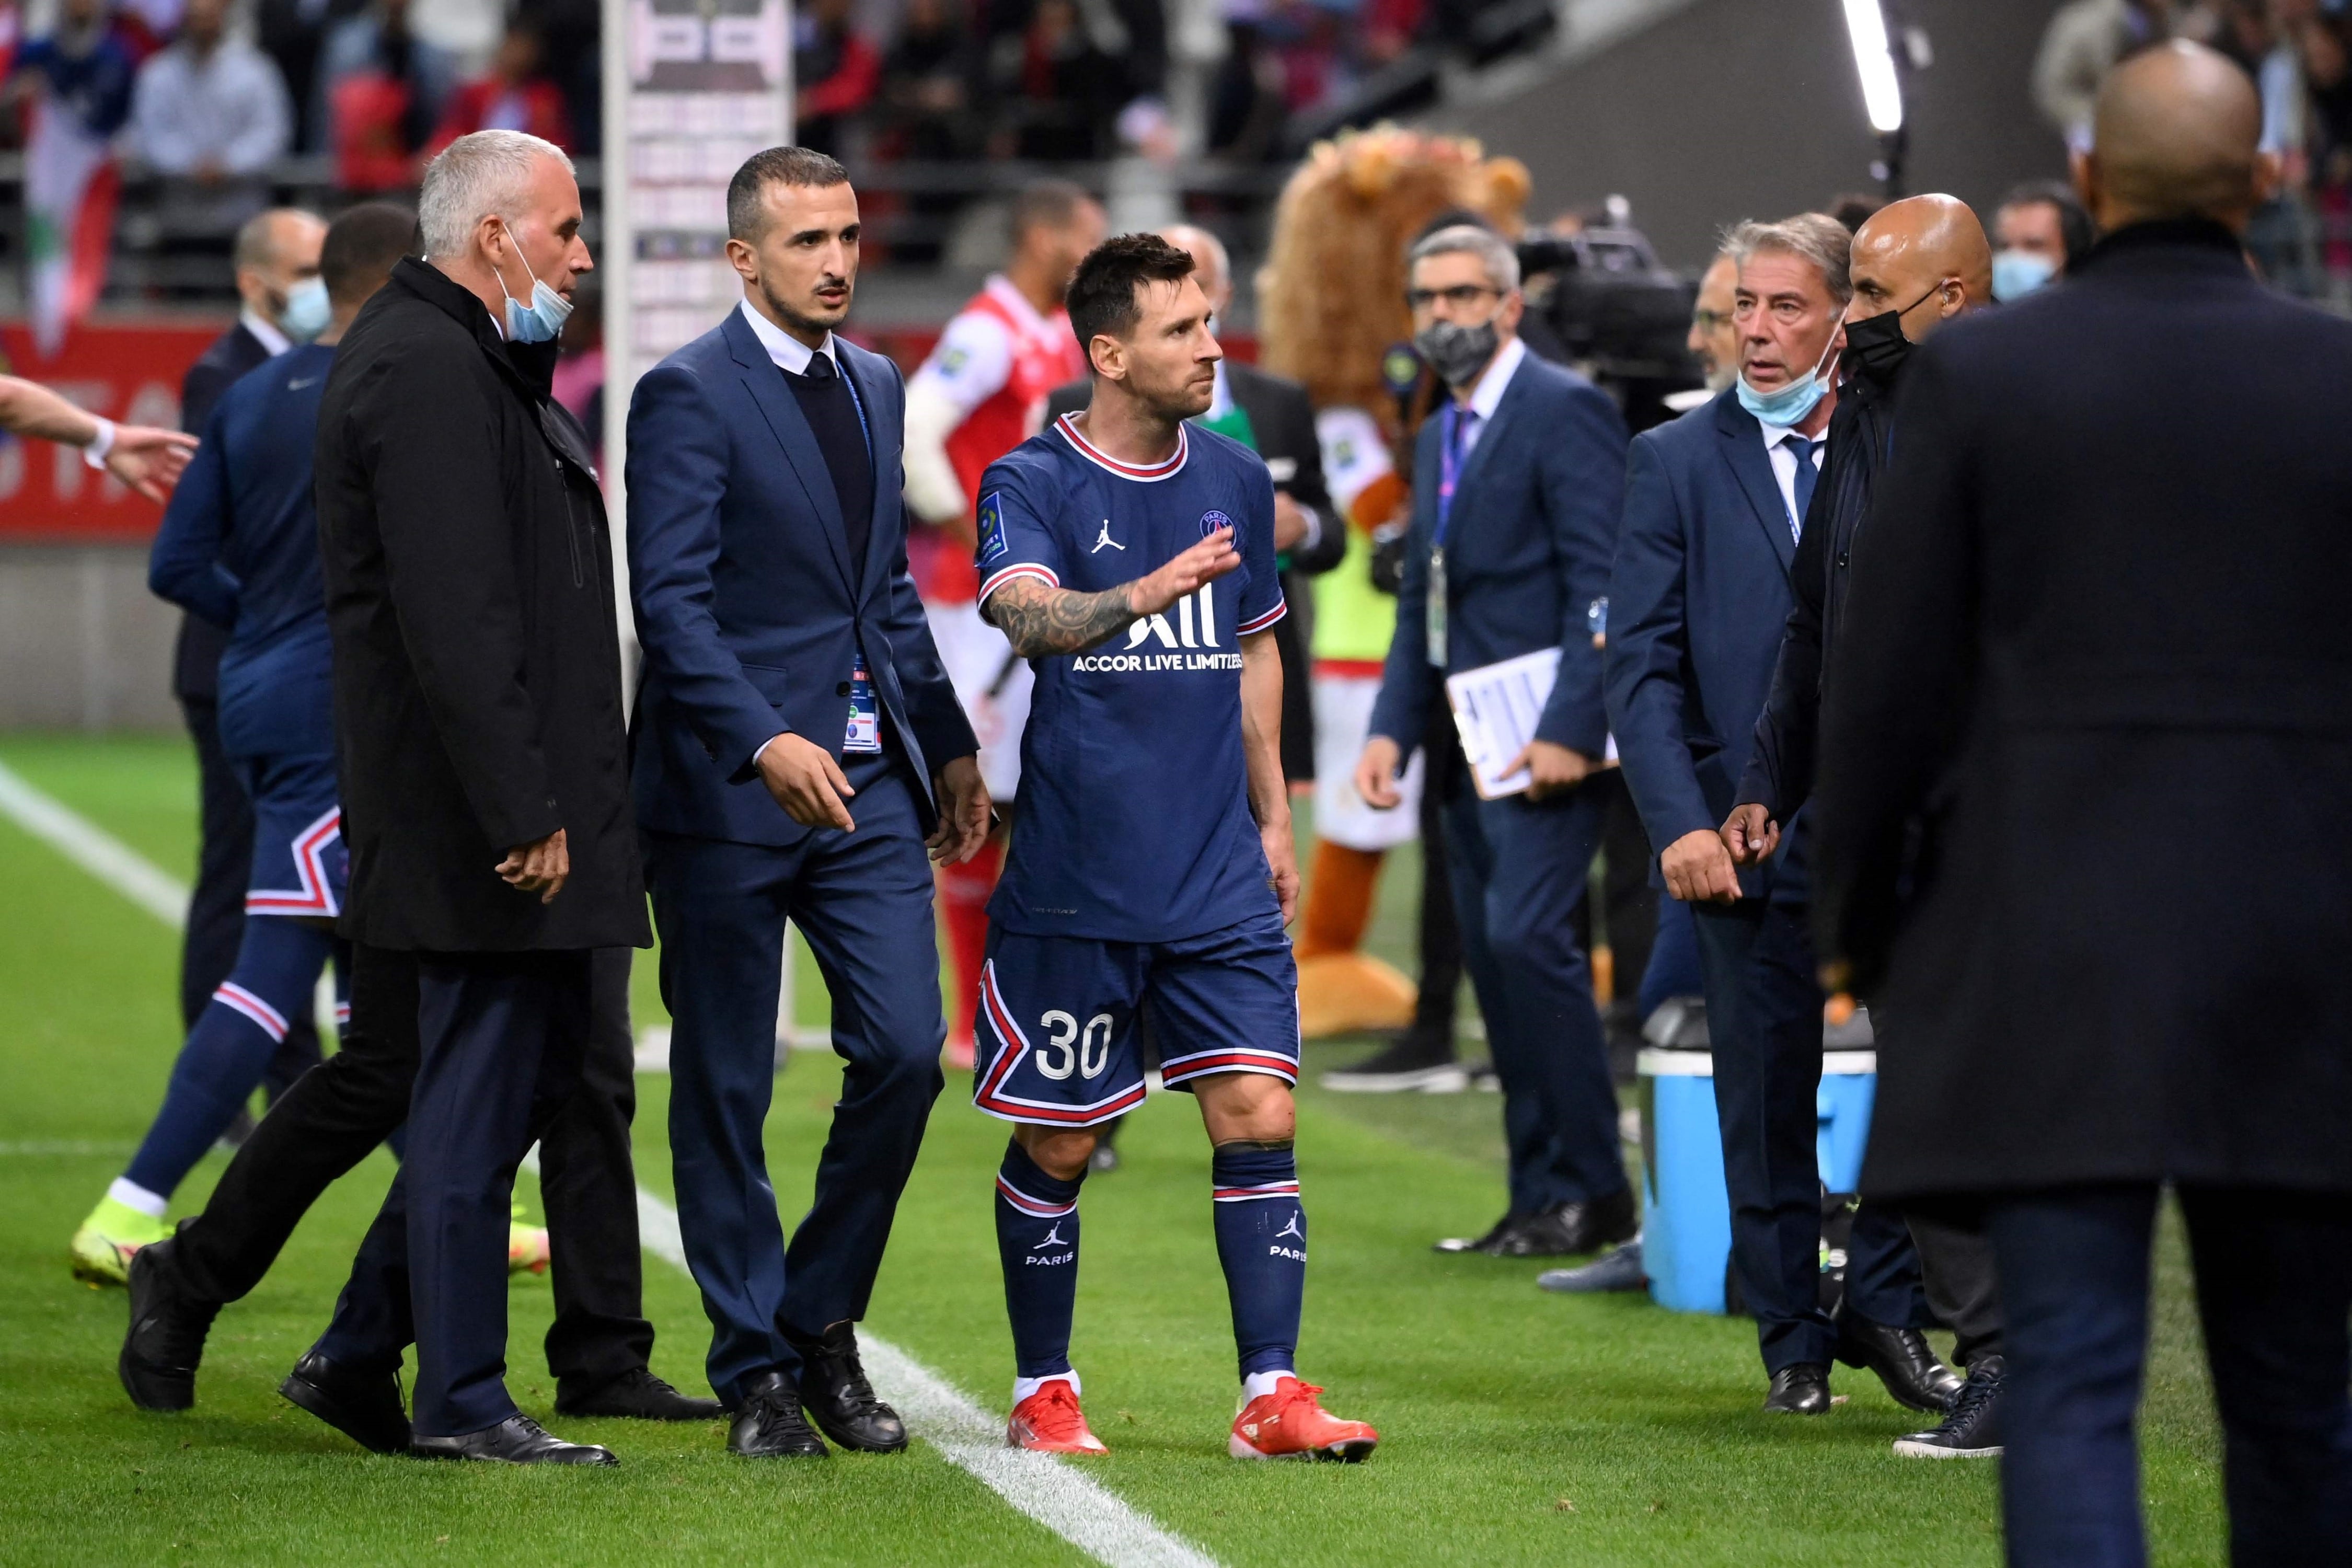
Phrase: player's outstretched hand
[
  {"left": 105, "top": 425, "right": 199, "bottom": 503},
  {"left": 1126, "top": 527, "right": 1240, "bottom": 618},
  {"left": 757, "top": 731, "right": 858, "bottom": 833},
  {"left": 927, "top": 754, "right": 992, "bottom": 864}
]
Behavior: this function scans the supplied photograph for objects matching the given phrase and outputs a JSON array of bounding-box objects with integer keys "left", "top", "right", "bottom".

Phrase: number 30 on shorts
[{"left": 1036, "top": 1010, "right": 1113, "bottom": 1080}]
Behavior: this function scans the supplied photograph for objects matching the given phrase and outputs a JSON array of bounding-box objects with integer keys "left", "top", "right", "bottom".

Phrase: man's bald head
[
  {"left": 1159, "top": 224, "right": 1231, "bottom": 315},
  {"left": 2075, "top": 40, "right": 2276, "bottom": 234},
  {"left": 1847, "top": 194, "right": 1992, "bottom": 343}
]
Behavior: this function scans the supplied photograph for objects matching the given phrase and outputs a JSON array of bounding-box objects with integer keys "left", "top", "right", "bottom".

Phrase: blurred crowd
[{"left": 2035, "top": 0, "right": 2352, "bottom": 298}]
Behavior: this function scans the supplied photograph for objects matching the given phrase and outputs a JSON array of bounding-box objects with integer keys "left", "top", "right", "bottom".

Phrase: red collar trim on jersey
[{"left": 1053, "top": 412, "right": 1189, "bottom": 482}]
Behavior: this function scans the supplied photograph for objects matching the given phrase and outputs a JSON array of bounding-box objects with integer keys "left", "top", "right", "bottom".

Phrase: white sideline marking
[
  {"left": 4, "top": 755, "right": 1220, "bottom": 1568},
  {"left": 0, "top": 758, "right": 190, "bottom": 927}
]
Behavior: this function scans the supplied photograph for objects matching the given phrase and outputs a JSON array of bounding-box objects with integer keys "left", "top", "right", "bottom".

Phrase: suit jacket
[
  {"left": 1046, "top": 362, "right": 1341, "bottom": 778},
  {"left": 627, "top": 306, "right": 976, "bottom": 849},
  {"left": 1606, "top": 388, "right": 1808, "bottom": 878},
  {"left": 171, "top": 321, "right": 274, "bottom": 702},
  {"left": 1369, "top": 350, "right": 1628, "bottom": 761},
  {"left": 1815, "top": 220, "right": 2352, "bottom": 1198},
  {"left": 316, "top": 259, "right": 647, "bottom": 952},
  {"left": 1736, "top": 369, "right": 1896, "bottom": 822}
]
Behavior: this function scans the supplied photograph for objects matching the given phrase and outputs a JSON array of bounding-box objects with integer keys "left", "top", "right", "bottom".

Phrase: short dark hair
[
  {"left": 1009, "top": 179, "right": 1094, "bottom": 243},
  {"left": 320, "top": 202, "right": 417, "bottom": 306},
  {"left": 1999, "top": 179, "right": 2098, "bottom": 266},
  {"left": 727, "top": 146, "right": 851, "bottom": 241},
  {"left": 1066, "top": 233, "right": 1196, "bottom": 367}
]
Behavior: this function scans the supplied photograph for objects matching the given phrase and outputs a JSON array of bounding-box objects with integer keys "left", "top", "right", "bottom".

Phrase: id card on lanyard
[
  {"left": 1427, "top": 402, "right": 1471, "bottom": 667},
  {"left": 844, "top": 651, "right": 882, "bottom": 753}
]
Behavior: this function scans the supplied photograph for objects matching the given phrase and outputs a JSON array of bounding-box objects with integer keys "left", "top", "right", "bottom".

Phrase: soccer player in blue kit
[
  {"left": 68, "top": 207, "right": 417, "bottom": 1284},
  {"left": 971, "top": 233, "right": 1378, "bottom": 1462}
]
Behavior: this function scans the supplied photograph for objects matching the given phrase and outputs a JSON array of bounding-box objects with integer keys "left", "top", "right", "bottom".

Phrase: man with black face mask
[
  {"left": 1356, "top": 225, "right": 1636, "bottom": 1259},
  {"left": 1724, "top": 193, "right": 2001, "bottom": 1458}
]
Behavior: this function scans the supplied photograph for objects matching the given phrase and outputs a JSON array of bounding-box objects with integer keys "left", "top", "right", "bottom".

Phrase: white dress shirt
[
  {"left": 737, "top": 297, "right": 839, "bottom": 374},
  {"left": 240, "top": 309, "right": 292, "bottom": 358},
  {"left": 1451, "top": 333, "right": 1528, "bottom": 460},
  {"left": 1758, "top": 421, "right": 1825, "bottom": 540}
]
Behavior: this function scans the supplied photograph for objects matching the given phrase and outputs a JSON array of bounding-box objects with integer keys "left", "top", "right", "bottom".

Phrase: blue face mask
[
  {"left": 1992, "top": 249, "right": 2058, "bottom": 302},
  {"left": 280, "top": 276, "right": 331, "bottom": 342},
  {"left": 1735, "top": 327, "right": 1839, "bottom": 428},
  {"left": 494, "top": 224, "right": 573, "bottom": 344}
]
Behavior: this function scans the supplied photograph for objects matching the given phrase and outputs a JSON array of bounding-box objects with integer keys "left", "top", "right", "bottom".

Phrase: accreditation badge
[{"left": 1426, "top": 547, "right": 1448, "bottom": 667}]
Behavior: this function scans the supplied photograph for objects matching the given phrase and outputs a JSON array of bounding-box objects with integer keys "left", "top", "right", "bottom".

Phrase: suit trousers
[
  {"left": 174, "top": 945, "right": 655, "bottom": 1388},
  {"left": 179, "top": 694, "right": 320, "bottom": 1099},
  {"left": 1436, "top": 759, "right": 1627, "bottom": 1215},
  {"left": 1689, "top": 825, "right": 1923, "bottom": 1373},
  {"left": 644, "top": 750, "right": 946, "bottom": 1409},
  {"left": 1988, "top": 1183, "right": 2352, "bottom": 1568},
  {"left": 307, "top": 949, "right": 596, "bottom": 1435}
]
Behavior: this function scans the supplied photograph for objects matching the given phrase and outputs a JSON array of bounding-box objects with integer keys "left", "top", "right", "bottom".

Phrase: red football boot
[
  {"left": 1007, "top": 1379, "right": 1109, "bottom": 1456},
  {"left": 1229, "top": 1377, "right": 1378, "bottom": 1462}
]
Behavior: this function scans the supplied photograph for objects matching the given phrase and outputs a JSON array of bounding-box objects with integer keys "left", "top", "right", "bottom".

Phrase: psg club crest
[
  {"left": 978, "top": 492, "right": 1009, "bottom": 561},
  {"left": 1198, "top": 509, "right": 1233, "bottom": 539}
]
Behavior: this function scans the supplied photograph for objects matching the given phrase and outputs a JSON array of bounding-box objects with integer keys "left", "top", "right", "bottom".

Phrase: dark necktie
[
  {"left": 1788, "top": 435, "right": 1820, "bottom": 541},
  {"left": 783, "top": 349, "right": 874, "bottom": 580}
]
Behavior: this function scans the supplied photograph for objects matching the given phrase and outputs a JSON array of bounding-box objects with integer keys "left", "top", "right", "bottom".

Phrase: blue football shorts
[
  {"left": 232, "top": 749, "right": 346, "bottom": 920},
  {"left": 972, "top": 908, "right": 1301, "bottom": 1126}
]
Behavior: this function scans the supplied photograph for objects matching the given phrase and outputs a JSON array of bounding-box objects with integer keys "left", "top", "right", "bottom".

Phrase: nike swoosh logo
[{"left": 288, "top": 377, "right": 320, "bottom": 389}]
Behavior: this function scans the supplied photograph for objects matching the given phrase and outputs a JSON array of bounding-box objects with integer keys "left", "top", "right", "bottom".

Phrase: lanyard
[{"left": 1434, "top": 401, "right": 1474, "bottom": 547}]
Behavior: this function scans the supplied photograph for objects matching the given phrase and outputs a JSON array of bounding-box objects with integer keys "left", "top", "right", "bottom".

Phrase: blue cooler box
[{"left": 1637, "top": 1001, "right": 1879, "bottom": 1315}]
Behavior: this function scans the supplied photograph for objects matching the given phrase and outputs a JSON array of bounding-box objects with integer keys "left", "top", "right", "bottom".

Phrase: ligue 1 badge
[
  {"left": 1199, "top": 509, "right": 1233, "bottom": 540},
  {"left": 978, "top": 492, "right": 1009, "bottom": 561}
]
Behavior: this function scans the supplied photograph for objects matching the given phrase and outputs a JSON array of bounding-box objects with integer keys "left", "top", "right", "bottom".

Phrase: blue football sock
[
  {"left": 996, "top": 1139, "right": 1085, "bottom": 1380},
  {"left": 1211, "top": 1140, "right": 1306, "bottom": 1381},
  {"left": 123, "top": 918, "right": 335, "bottom": 1200}
]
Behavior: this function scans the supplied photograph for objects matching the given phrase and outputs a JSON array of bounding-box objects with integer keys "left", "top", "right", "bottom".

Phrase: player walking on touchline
[{"left": 971, "top": 233, "right": 1377, "bottom": 1463}]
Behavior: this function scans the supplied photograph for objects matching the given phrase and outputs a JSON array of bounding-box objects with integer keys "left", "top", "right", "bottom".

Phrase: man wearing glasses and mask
[{"left": 1354, "top": 226, "right": 1636, "bottom": 1261}]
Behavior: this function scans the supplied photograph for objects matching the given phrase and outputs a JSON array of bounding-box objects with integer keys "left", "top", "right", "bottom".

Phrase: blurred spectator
[
  {"left": 428, "top": 21, "right": 570, "bottom": 155},
  {"left": 6, "top": 0, "right": 141, "bottom": 354},
  {"left": 129, "top": 0, "right": 292, "bottom": 182},
  {"left": 794, "top": 0, "right": 878, "bottom": 158},
  {"left": 1828, "top": 191, "right": 1885, "bottom": 233},
  {"left": 258, "top": 0, "right": 362, "bottom": 151},
  {"left": 6, "top": 0, "right": 139, "bottom": 139},
  {"left": 2034, "top": 0, "right": 2175, "bottom": 147},
  {"left": 552, "top": 272, "right": 602, "bottom": 462},
  {"left": 517, "top": 0, "right": 599, "bottom": 154},
  {"left": 994, "top": 0, "right": 1132, "bottom": 160},
  {"left": 879, "top": 0, "right": 979, "bottom": 159},
  {"left": 1992, "top": 179, "right": 2097, "bottom": 299},
  {"left": 1207, "top": 14, "right": 1290, "bottom": 162},
  {"left": 316, "top": 0, "right": 453, "bottom": 191}
]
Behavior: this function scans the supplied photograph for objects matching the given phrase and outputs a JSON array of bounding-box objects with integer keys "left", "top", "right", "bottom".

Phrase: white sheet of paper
[{"left": 1445, "top": 648, "right": 1561, "bottom": 800}]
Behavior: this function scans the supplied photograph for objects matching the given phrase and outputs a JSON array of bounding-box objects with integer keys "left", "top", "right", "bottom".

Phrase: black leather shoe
[
  {"left": 412, "top": 1414, "right": 617, "bottom": 1465},
  {"left": 280, "top": 1351, "right": 412, "bottom": 1454},
  {"left": 1763, "top": 1363, "right": 1832, "bottom": 1414},
  {"left": 1835, "top": 1308, "right": 1964, "bottom": 1414},
  {"left": 1550, "top": 1187, "right": 1640, "bottom": 1255},
  {"left": 556, "top": 1367, "right": 724, "bottom": 1422},
  {"left": 784, "top": 1323, "right": 908, "bottom": 1453},
  {"left": 120, "top": 1238, "right": 220, "bottom": 1412},
  {"left": 728, "top": 1370, "right": 829, "bottom": 1458},
  {"left": 1434, "top": 1212, "right": 1524, "bottom": 1254},
  {"left": 1893, "top": 1356, "right": 2004, "bottom": 1458}
]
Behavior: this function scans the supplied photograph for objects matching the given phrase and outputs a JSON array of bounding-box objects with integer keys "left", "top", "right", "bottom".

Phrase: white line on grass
[{"left": 2, "top": 753, "right": 1220, "bottom": 1568}]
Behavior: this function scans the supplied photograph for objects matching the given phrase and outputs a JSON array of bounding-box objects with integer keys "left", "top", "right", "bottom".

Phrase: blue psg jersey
[{"left": 976, "top": 413, "right": 1288, "bottom": 943}]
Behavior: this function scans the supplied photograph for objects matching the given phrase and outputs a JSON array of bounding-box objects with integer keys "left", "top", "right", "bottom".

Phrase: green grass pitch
[{"left": 0, "top": 734, "right": 2228, "bottom": 1565}]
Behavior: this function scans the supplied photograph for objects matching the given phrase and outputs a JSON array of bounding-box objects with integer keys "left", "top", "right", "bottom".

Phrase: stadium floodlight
[{"left": 1842, "top": 0, "right": 1904, "bottom": 134}]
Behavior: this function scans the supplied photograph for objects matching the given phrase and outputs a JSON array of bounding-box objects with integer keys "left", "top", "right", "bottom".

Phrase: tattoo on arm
[{"left": 982, "top": 577, "right": 1135, "bottom": 658}]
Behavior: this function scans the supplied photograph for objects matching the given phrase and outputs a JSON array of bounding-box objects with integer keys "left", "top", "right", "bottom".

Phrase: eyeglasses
[
  {"left": 1690, "top": 308, "right": 1734, "bottom": 333},
  {"left": 1405, "top": 283, "right": 1504, "bottom": 312}
]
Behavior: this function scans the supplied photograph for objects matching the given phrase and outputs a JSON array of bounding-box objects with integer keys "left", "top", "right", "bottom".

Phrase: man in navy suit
[
  {"left": 1606, "top": 214, "right": 1951, "bottom": 1417},
  {"left": 627, "top": 147, "right": 989, "bottom": 1461},
  {"left": 1353, "top": 225, "right": 1634, "bottom": 1259}
]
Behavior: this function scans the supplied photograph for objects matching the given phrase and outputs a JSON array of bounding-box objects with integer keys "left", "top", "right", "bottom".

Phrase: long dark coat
[
  {"left": 315, "top": 257, "right": 649, "bottom": 953},
  {"left": 1814, "top": 221, "right": 2352, "bottom": 1200}
]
